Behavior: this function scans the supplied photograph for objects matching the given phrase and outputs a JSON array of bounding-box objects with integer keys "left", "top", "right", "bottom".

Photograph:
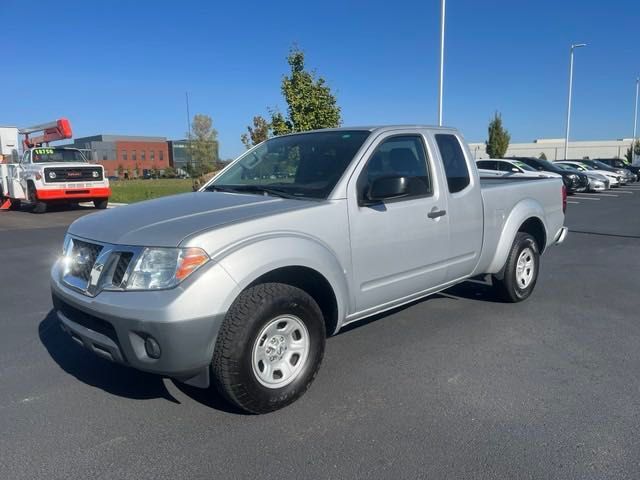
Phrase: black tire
[
  {"left": 212, "top": 283, "right": 326, "bottom": 414},
  {"left": 493, "top": 232, "right": 540, "bottom": 303},
  {"left": 93, "top": 198, "right": 108, "bottom": 209},
  {"left": 9, "top": 198, "right": 21, "bottom": 210},
  {"left": 28, "top": 183, "right": 47, "bottom": 214}
]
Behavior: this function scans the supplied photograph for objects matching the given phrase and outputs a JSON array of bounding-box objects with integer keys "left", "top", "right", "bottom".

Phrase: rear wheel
[
  {"left": 493, "top": 232, "right": 540, "bottom": 303},
  {"left": 211, "top": 283, "right": 325, "bottom": 414},
  {"left": 93, "top": 198, "right": 108, "bottom": 209},
  {"left": 28, "top": 184, "right": 47, "bottom": 214}
]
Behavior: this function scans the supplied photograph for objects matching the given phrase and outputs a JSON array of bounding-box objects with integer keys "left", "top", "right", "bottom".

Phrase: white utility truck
[{"left": 0, "top": 119, "right": 111, "bottom": 213}]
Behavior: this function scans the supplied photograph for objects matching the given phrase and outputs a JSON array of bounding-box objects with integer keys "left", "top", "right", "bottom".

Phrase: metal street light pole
[
  {"left": 633, "top": 77, "right": 639, "bottom": 164},
  {"left": 438, "top": 0, "right": 446, "bottom": 126},
  {"left": 564, "top": 43, "right": 587, "bottom": 160}
]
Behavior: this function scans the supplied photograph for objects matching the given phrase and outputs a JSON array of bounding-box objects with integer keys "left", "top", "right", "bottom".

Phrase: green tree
[
  {"left": 624, "top": 139, "right": 640, "bottom": 163},
  {"left": 485, "top": 112, "right": 511, "bottom": 158},
  {"left": 163, "top": 166, "right": 177, "bottom": 178},
  {"left": 269, "top": 47, "right": 341, "bottom": 135},
  {"left": 241, "top": 115, "right": 271, "bottom": 148},
  {"left": 187, "top": 114, "right": 220, "bottom": 170},
  {"left": 539, "top": 152, "right": 547, "bottom": 160}
]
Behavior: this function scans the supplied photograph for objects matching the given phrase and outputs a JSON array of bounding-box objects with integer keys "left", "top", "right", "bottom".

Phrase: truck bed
[{"left": 473, "top": 175, "right": 565, "bottom": 275}]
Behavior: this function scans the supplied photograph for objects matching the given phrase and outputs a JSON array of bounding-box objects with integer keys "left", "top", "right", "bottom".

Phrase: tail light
[{"left": 562, "top": 185, "right": 567, "bottom": 213}]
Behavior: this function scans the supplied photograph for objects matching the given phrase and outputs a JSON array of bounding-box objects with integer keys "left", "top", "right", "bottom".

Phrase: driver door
[{"left": 347, "top": 132, "right": 450, "bottom": 314}]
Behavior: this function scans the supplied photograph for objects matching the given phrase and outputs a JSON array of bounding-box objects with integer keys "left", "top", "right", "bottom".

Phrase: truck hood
[{"left": 68, "top": 192, "right": 316, "bottom": 247}]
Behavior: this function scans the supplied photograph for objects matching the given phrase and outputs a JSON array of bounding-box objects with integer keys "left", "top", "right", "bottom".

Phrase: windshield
[
  {"left": 592, "top": 160, "right": 614, "bottom": 170},
  {"left": 511, "top": 160, "right": 536, "bottom": 172},
  {"left": 31, "top": 148, "right": 86, "bottom": 163},
  {"left": 555, "top": 163, "right": 575, "bottom": 171},
  {"left": 563, "top": 163, "right": 586, "bottom": 171},
  {"left": 209, "top": 130, "right": 371, "bottom": 199},
  {"left": 533, "top": 159, "right": 563, "bottom": 172}
]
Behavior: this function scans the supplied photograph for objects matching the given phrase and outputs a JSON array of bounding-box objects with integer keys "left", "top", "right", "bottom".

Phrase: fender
[
  {"left": 212, "top": 232, "right": 351, "bottom": 333},
  {"left": 485, "top": 198, "right": 548, "bottom": 275}
]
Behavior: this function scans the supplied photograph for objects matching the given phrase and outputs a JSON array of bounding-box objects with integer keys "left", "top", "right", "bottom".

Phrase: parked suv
[{"left": 508, "top": 157, "right": 589, "bottom": 193}]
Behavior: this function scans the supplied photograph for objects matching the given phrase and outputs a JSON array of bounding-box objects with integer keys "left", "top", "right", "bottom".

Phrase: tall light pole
[
  {"left": 633, "top": 77, "right": 639, "bottom": 164},
  {"left": 438, "top": 0, "right": 446, "bottom": 126},
  {"left": 564, "top": 43, "right": 587, "bottom": 160}
]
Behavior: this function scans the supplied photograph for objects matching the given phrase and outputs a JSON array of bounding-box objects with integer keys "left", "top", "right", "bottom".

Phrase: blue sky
[{"left": 2, "top": 0, "right": 639, "bottom": 158}]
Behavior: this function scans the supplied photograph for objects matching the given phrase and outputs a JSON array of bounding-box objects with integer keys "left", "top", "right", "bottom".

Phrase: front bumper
[
  {"left": 50, "top": 259, "right": 239, "bottom": 387},
  {"left": 553, "top": 226, "right": 569, "bottom": 246},
  {"left": 38, "top": 186, "right": 111, "bottom": 201}
]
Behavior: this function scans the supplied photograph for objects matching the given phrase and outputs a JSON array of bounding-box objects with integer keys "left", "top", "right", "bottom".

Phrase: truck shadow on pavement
[
  {"left": 38, "top": 279, "right": 500, "bottom": 412},
  {"left": 38, "top": 310, "right": 241, "bottom": 413}
]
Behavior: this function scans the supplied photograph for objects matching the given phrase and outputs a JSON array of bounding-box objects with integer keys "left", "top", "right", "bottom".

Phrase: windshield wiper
[{"left": 206, "top": 184, "right": 299, "bottom": 200}]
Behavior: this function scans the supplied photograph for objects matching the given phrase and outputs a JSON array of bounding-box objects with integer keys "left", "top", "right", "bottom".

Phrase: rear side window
[{"left": 435, "top": 134, "right": 470, "bottom": 193}]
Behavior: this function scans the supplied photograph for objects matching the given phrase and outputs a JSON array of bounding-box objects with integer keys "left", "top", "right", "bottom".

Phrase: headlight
[
  {"left": 126, "top": 247, "right": 209, "bottom": 290},
  {"left": 568, "top": 173, "right": 578, "bottom": 180},
  {"left": 49, "top": 171, "right": 57, "bottom": 179},
  {"left": 92, "top": 170, "right": 99, "bottom": 178}
]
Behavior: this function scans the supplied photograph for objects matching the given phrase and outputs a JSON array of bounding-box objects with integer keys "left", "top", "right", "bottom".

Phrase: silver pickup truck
[{"left": 51, "top": 126, "right": 568, "bottom": 413}]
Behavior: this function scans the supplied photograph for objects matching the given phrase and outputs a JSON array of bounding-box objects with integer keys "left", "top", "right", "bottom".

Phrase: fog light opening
[{"left": 144, "top": 336, "right": 161, "bottom": 359}]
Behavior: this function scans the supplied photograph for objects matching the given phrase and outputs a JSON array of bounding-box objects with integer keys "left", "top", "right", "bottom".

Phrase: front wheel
[
  {"left": 211, "top": 283, "right": 326, "bottom": 414},
  {"left": 93, "top": 198, "right": 108, "bottom": 209},
  {"left": 493, "top": 232, "right": 540, "bottom": 303},
  {"left": 28, "top": 184, "right": 47, "bottom": 214}
]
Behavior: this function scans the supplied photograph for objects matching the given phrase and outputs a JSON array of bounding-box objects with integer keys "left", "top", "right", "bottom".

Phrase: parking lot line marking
[
  {"left": 589, "top": 193, "right": 618, "bottom": 197},
  {"left": 570, "top": 196, "right": 600, "bottom": 200},
  {"left": 567, "top": 201, "right": 580, "bottom": 204},
  {"left": 615, "top": 191, "right": 634, "bottom": 194}
]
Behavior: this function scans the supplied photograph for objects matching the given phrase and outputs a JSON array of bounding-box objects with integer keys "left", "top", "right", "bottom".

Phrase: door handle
[{"left": 427, "top": 208, "right": 447, "bottom": 219}]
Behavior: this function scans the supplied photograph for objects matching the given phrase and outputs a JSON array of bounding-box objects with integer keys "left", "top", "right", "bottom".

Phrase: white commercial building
[{"left": 468, "top": 138, "right": 636, "bottom": 161}]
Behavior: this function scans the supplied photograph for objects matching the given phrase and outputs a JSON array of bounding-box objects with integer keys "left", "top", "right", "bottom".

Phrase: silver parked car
[
  {"left": 554, "top": 162, "right": 610, "bottom": 191},
  {"left": 51, "top": 126, "right": 567, "bottom": 413},
  {"left": 556, "top": 161, "right": 619, "bottom": 188}
]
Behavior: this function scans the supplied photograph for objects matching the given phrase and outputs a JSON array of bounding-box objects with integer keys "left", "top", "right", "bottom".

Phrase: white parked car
[
  {"left": 476, "top": 159, "right": 562, "bottom": 179},
  {"left": 555, "top": 161, "right": 618, "bottom": 189}
]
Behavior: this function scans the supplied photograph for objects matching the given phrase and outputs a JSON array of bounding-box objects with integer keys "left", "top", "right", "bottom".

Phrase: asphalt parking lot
[{"left": 1, "top": 187, "right": 639, "bottom": 480}]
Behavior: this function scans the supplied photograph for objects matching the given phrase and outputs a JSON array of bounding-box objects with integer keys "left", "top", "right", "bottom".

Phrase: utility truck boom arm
[{"left": 19, "top": 118, "right": 73, "bottom": 149}]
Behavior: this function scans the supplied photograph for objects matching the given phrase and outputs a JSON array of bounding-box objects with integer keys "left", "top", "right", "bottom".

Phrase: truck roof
[{"left": 277, "top": 125, "right": 460, "bottom": 137}]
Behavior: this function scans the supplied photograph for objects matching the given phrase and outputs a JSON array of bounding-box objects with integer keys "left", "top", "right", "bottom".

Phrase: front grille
[
  {"left": 44, "top": 167, "right": 103, "bottom": 183},
  {"left": 52, "top": 293, "right": 120, "bottom": 347},
  {"left": 112, "top": 252, "right": 133, "bottom": 286},
  {"left": 62, "top": 237, "right": 142, "bottom": 296},
  {"left": 69, "top": 240, "right": 102, "bottom": 281}
]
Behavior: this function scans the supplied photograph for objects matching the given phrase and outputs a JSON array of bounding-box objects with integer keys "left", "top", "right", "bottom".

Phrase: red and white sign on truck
[{"left": 0, "top": 118, "right": 111, "bottom": 213}]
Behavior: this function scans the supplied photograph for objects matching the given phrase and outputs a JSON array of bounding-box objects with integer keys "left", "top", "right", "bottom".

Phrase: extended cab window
[
  {"left": 435, "top": 134, "right": 470, "bottom": 193},
  {"left": 360, "top": 135, "right": 431, "bottom": 201}
]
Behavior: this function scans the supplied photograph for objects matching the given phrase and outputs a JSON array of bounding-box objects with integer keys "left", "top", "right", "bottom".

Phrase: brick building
[{"left": 65, "top": 134, "right": 170, "bottom": 178}]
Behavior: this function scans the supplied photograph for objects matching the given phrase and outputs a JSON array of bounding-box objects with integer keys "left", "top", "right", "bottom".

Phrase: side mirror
[
  {"left": 511, "top": 167, "right": 519, "bottom": 172},
  {"left": 364, "top": 176, "right": 410, "bottom": 204}
]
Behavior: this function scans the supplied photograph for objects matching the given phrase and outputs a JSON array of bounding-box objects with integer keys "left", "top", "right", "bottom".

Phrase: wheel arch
[
  {"left": 485, "top": 199, "right": 548, "bottom": 275},
  {"left": 214, "top": 235, "right": 350, "bottom": 336}
]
